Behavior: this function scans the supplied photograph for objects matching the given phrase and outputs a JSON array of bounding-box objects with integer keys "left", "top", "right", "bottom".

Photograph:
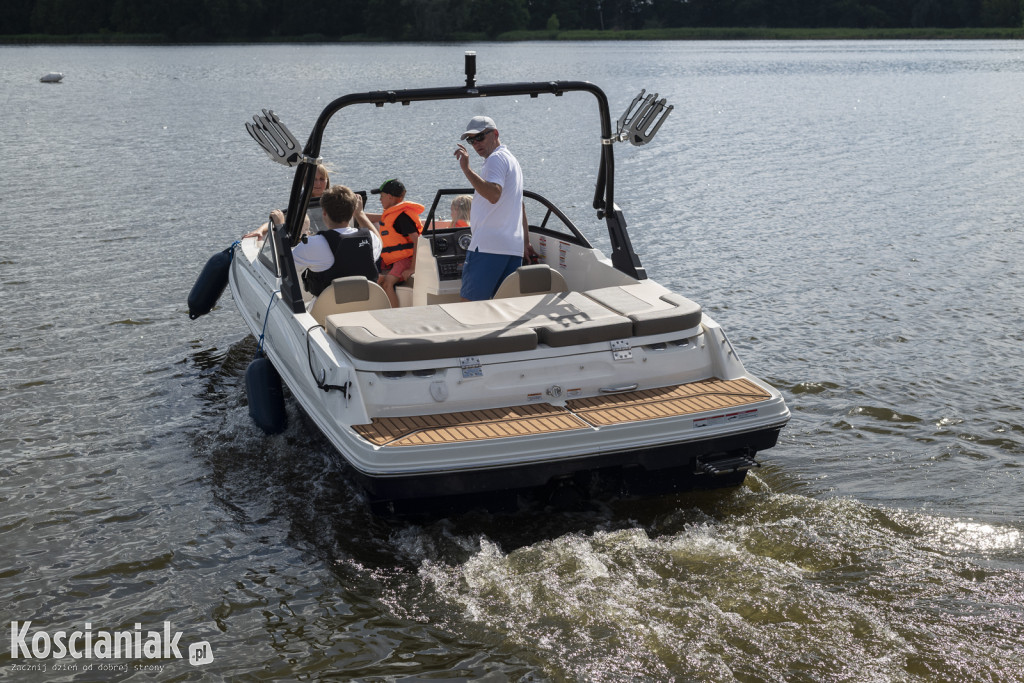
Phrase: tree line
[{"left": 2, "top": 0, "right": 1022, "bottom": 42}]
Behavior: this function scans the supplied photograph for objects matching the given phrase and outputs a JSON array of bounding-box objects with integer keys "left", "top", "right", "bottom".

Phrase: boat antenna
[{"left": 465, "top": 51, "right": 476, "bottom": 89}]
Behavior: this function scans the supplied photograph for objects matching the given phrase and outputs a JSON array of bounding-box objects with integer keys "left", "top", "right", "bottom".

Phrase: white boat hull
[{"left": 228, "top": 233, "right": 789, "bottom": 506}]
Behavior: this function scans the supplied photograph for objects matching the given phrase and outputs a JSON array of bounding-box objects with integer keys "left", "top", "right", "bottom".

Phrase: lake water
[{"left": 1, "top": 41, "right": 1022, "bottom": 681}]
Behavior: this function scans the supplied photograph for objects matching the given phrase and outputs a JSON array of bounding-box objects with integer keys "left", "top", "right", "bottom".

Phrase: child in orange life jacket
[
  {"left": 450, "top": 194, "right": 472, "bottom": 227},
  {"left": 366, "top": 178, "right": 424, "bottom": 308}
]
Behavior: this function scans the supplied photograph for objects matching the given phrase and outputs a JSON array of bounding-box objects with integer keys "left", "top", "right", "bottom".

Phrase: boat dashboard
[{"left": 429, "top": 227, "right": 473, "bottom": 282}]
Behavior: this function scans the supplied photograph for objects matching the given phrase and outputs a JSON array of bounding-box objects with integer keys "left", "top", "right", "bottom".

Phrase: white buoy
[{"left": 40, "top": 72, "right": 64, "bottom": 83}]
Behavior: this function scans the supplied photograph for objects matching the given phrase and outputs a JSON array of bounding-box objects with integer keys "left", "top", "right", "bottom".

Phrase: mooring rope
[{"left": 256, "top": 289, "right": 281, "bottom": 354}]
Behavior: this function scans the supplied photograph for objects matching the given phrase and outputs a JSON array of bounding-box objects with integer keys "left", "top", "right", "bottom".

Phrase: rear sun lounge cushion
[
  {"left": 583, "top": 284, "right": 703, "bottom": 336},
  {"left": 325, "top": 292, "right": 633, "bottom": 362},
  {"left": 443, "top": 293, "right": 633, "bottom": 347}
]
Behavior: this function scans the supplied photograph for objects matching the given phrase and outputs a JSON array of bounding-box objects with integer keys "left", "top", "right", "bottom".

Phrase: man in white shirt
[{"left": 453, "top": 116, "right": 535, "bottom": 300}]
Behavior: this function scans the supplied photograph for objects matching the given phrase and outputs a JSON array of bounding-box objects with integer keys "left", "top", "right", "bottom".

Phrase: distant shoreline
[{"left": 3, "top": 27, "right": 1024, "bottom": 45}]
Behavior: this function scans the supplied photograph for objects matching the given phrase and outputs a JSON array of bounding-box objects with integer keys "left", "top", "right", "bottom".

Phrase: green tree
[
  {"left": 0, "top": 0, "right": 34, "bottom": 34},
  {"left": 31, "top": 0, "right": 114, "bottom": 34},
  {"left": 980, "top": 0, "right": 1021, "bottom": 25},
  {"left": 321, "top": 0, "right": 369, "bottom": 36},
  {"left": 911, "top": 0, "right": 979, "bottom": 26},
  {"left": 364, "top": 0, "right": 405, "bottom": 37},
  {"left": 526, "top": 0, "right": 582, "bottom": 29},
  {"left": 471, "top": 0, "right": 529, "bottom": 35}
]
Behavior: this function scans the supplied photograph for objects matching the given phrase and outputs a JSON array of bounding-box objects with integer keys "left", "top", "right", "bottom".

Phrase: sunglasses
[{"left": 465, "top": 130, "right": 492, "bottom": 144}]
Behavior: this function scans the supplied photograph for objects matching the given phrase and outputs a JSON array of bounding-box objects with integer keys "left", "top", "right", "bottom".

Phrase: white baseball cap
[{"left": 460, "top": 115, "right": 496, "bottom": 139}]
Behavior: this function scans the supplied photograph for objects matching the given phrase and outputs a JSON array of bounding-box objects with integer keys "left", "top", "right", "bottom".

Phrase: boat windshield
[{"left": 423, "top": 189, "right": 591, "bottom": 249}]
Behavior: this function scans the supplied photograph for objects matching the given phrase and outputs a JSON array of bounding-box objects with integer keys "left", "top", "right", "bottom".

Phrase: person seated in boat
[
  {"left": 450, "top": 194, "right": 472, "bottom": 227},
  {"left": 430, "top": 195, "right": 473, "bottom": 229},
  {"left": 364, "top": 178, "right": 424, "bottom": 308},
  {"left": 266, "top": 185, "right": 380, "bottom": 297},
  {"left": 243, "top": 162, "right": 331, "bottom": 240}
]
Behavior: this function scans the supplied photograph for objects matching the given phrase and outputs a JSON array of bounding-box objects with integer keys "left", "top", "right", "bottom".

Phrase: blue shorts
[{"left": 460, "top": 249, "right": 523, "bottom": 301}]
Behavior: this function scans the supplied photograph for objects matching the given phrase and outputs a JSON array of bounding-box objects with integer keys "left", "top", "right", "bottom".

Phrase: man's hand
[
  {"left": 454, "top": 143, "right": 471, "bottom": 172},
  {"left": 456, "top": 143, "right": 502, "bottom": 203}
]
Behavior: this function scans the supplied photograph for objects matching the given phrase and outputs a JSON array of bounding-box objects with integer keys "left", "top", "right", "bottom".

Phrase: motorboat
[
  {"left": 40, "top": 72, "right": 64, "bottom": 83},
  {"left": 190, "top": 53, "right": 789, "bottom": 510}
]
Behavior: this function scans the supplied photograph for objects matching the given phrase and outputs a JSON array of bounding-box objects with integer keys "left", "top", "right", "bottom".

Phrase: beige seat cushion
[
  {"left": 493, "top": 264, "right": 569, "bottom": 299},
  {"left": 325, "top": 292, "right": 632, "bottom": 362},
  {"left": 583, "top": 283, "right": 702, "bottom": 336},
  {"left": 309, "top": 276, "right": 391, "bottom": 326},
  {"left": 326, "top": 305, "right": 538, "bottom": 362},
  {"left": 442, "top": 292, "right": 631, "bottom": 347}
]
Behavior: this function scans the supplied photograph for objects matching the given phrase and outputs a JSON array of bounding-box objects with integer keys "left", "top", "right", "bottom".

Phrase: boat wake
[
  {"left": 184, "top": 339, "right": 1023, "bottom": 680},
  {"left": 410, "top": 482, "right": 1024, "bottom": 681}
]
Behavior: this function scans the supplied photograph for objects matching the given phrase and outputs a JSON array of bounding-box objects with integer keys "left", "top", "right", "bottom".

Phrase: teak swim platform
[{"left": 355, "top": 378, "right": 771, "bottom": 447}]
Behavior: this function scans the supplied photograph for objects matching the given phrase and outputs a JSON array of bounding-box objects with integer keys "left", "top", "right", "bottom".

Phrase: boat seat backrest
[
  {"left": 493, "top": 264, "right": 569, "bottom": 299},
  {"left": 309, "top": 276, "right": 391, "bottom": 326}
]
